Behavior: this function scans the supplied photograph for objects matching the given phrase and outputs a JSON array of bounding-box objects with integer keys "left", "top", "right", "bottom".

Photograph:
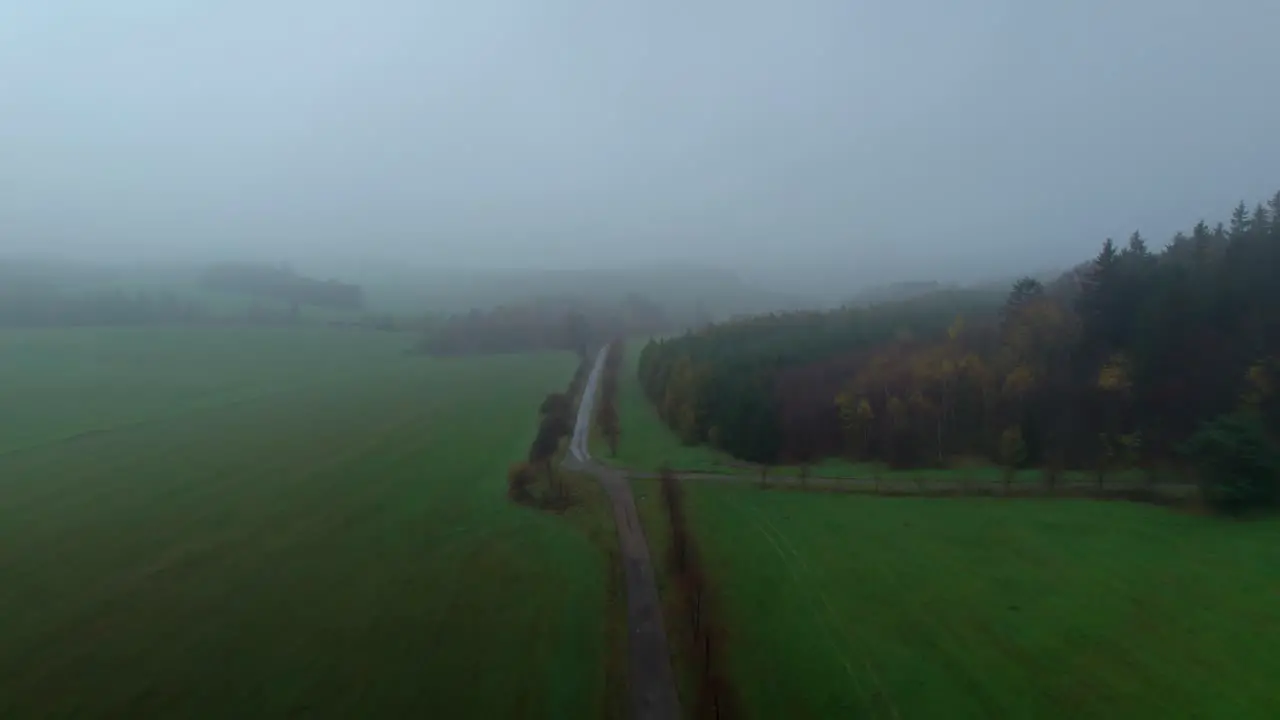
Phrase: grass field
[
  {"left": 632, "top": 480, "right": 1280, "bottom": 718},
  {"left": 0, "top": 328, "right": 619, "bottom": 717},
  {"left": 0, "top": 329, "right": 400, "bottom": 454}
]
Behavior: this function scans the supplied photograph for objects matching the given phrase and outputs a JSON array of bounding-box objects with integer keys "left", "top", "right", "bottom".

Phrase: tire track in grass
[
  {"left": 726, "top": 491, "right": 899, "bottom": 718},
  {"left": 719, "top": 492, "right": 870, "bottom": 709},
  {"left": 759, "top": 502, "right": 903, "bottom": 719},
  {"left": 783, "top": 500, "right": 1008, "bottom": 718},
  {"left": 4, "top": 404, "right": 458, "bottom": 677}
]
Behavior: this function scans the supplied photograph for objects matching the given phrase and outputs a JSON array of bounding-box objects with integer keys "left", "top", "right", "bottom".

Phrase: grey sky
[{"left": 2, "top": 1, "right": 1277, "bottom": 291}]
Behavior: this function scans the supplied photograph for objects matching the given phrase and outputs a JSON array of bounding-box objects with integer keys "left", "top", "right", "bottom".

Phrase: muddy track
[{"left": 568, "top": 346, "right": 681, "bottom": 720}]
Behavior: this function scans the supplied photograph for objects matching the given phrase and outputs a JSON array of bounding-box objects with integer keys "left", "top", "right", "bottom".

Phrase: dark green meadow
[
  {"left": 0, "top": 328, "right": 617, "bottom": 717},
  {"left": 633, "top": 479, "right": 1280, "bottom": 718}
]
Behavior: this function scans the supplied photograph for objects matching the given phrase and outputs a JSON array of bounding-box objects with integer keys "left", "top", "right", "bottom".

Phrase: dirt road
[{"left": 569, "top": 346, "right": 681, "bottom": 720}]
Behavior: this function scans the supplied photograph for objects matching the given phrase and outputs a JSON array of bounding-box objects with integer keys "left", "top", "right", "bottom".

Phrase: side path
[
  {"left": 625, "top": 470, "right": 1199, "bottom": 500},
  {"left": 568, "top": 346, "right": 682, "bottom": 720}
]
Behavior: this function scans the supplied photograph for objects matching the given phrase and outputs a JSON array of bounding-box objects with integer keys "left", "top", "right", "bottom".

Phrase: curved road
[{"left": 569, "top": 346, "right": 681, "bottom": 720}]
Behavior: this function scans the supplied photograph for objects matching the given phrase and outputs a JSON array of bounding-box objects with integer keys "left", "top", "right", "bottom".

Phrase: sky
[{"left": 1, "top": 0, "right": 1277, "bottom": 292}]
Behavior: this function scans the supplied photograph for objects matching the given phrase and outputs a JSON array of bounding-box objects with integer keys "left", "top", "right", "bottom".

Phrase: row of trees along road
[
  {"left": 507, "top": 360, "right": 590, "bottom": 507},
  {"left": 639, "top": 192, "right": 1280, "bottom": 512},
  {"left": 595, "top": 341, "right": 625, "bottom": 456}
]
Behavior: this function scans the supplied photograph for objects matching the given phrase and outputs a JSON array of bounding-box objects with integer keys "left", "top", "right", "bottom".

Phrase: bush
[
  {"left": 539, "top": 392, "right": 572, "bottom": 421},
  {"left": 1184, "top": 412, "right": 1280, "bottom": 515},
  {"left": 507, "top": 462, "right": 537, "bottom": 504}
]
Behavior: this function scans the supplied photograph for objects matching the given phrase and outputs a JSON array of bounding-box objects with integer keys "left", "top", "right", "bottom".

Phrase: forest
[{"left": 639, "top": 192, "right": 1280, "bottom": 512}]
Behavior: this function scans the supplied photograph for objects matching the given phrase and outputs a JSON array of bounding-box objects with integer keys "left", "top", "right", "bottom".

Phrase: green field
[
  {"left": 634, "top": 480, "right": 1280, "bottom": 718},
  {"left": 0, "top": 328, "right": 618, "bottom": 717}
]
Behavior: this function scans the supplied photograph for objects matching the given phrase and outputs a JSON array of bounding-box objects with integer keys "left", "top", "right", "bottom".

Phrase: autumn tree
[
  {"left": 1095, "top": 352, "right": 1134, "bottom": 484},
  {"left": 999, "top": 425, "right": 1027, "bottom": 492},
  {"left": 835, "top": 392, "right": 875, "bottom": 457}
]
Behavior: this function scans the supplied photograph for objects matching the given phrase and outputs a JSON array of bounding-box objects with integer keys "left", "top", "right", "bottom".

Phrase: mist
[{"left": 2, "top": 0, "right": 1277, "bottom": 296}]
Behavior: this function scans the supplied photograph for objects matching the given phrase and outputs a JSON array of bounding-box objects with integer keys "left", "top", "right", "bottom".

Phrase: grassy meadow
[
  {"left": 0, "top": 328, "right": 618, "bottom": 717},
  {"left": 633, "top": 480, "right": 1280, "bottom": 718}
]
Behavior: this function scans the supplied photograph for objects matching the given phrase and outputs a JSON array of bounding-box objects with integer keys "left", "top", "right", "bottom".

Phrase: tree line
[
  {"left": 0, "top": 287, "right": 334, "bottom": 328},
  {"left": 0, "top": 288, "right": 213, "bottom": 327},
  {"left": 0, "top": 287, "right": 405, "bottom": 330},
  {"left": 639, "top": 192, "right": 1280, "bottom": 512},
  {"left": 423, "top": 294, "right": 673, "bottom": 357},
  {"left": 507, "top": 360, "right": 591, "bottom": 508},
  {"left": 657, "top": 466, "right": 741, "bottom": 718},
  {"left": 201, "top": 263, "right": 365, "bottom": 311},
  {"left": 0, "top": 260, "right": 369, "bottom": 327},
  {"left": 595, "top": 341, "right": 625, "bottom": 456}
]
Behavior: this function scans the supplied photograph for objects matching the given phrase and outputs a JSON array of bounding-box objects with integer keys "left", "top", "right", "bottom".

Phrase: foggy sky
[{"left": 2, "top": 1, "right": 1277, "bottom": 291}]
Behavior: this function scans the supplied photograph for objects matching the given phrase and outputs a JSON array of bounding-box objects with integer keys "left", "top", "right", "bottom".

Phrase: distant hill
[
  {"left": 335, "top": 263, "right": 823, "bottom": 325},
  {"left": 0, "top": 256, "right": 823, "bottom": 326},
  {"left": 843, "top": 280, "right": 953, "bottom": 307},
  {"left": 0, "top": 256, "right": 369, "bottom": 324},
  {"left": 200, "top": 263, "right": 364, "bottom": 312},
  {"left": 843, "top": 269, "right": 1070, "bottom": 309}
]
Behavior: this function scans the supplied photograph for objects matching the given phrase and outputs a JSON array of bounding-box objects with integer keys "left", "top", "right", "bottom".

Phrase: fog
[{"left": 2, "top": 1, "right": 1277, "bottom": 295}]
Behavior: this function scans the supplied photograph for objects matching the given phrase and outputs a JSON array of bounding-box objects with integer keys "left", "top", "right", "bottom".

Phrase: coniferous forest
[{"left": 639, "top": 193, "right": 1280, "bottom": 512}]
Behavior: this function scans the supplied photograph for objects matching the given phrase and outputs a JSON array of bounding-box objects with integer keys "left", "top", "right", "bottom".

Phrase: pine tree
[
  {"left": 1191, "top": 220, "right": 1213, "bottom": 264},
  {"left": 1269, "top": 192, "right": 1280, "bottom": 238},
  {"left": 1076, "top": 239, "right": 1122, "bottom": 354},
  {"left": 1229, "top": 201, "right": 1251, "bottom": 239},
  {"left": 1250, "top": 203, "right": 1271, "bottom": 239},
  {"left": 1098, "top": 237, "right": 1119, "bottom": 268},
  {"left": 1126, "top": 230, "right": 1150, "bottom": 257},
  {"left": 1003, "top": 277, "right": 1044, "bottom": 328}
]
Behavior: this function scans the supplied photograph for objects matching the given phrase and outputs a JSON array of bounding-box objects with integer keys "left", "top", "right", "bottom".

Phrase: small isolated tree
[
  {"left": 999, "top": 425, "right": 1027, "bottom": 493},
  {"left": 1184, "top": 412, "right": 1280, "bottom": 516}
]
